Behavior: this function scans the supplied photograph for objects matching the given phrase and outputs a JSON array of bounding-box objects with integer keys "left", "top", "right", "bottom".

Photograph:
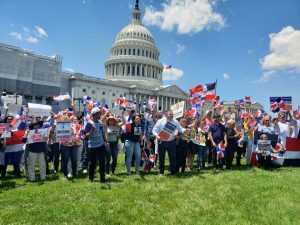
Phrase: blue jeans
[
  {"left": 61, "top": 145, "right": 77, "bottom": 177},
  {"left": 105, "top": 141, "right": 119, "bottom": 174},
  {"left": 124, "top": 140, "right": 141, "bottom": 173},
  {"left": 158, "top": 140, "right": 176, "bottom": 175},
  {"left": 197, "top": 145, "right": 207, "bottom": 169}
]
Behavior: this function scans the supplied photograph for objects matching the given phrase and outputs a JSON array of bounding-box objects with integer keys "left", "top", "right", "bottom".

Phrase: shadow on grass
[{"left": 0, "top": 180, "right": 26, "bottom": 192}]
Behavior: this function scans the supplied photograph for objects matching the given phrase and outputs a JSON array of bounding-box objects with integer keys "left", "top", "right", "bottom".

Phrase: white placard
[
  {"left": 28, "top": 103, "right": 52, "bottom": 117},
  {"left": 27, "top": 129, "right": 48, "bottom": 144},
  {"left": 56, "top": 121, "right": 71, "bottom": 142},
  {"left": 0, "top": 123, "right": 11, "bottom": 138},
  {"left": 170, "top": 101, "right": 185, "bottom": 119}
]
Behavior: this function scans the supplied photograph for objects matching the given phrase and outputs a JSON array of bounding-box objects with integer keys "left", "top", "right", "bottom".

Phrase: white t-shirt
[
  {"left": 277, "top": 122, "right": 290, "bottom": 146},
  {"left": 292, "top": 120, "right": 300, "bottom": 138}
]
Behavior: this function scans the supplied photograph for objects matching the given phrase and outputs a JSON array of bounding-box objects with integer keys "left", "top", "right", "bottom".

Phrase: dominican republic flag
[
  {"left": 189, "top": 85, "right": 204, "bottom": 97},
  {"left": 204, "top": 92, "right": 216, "bottom": 101},
  {"left": 82, "top": 94, "right": 93, "bottom": 105},
  {"left": 93, "top": 101, "right": 101, "bottom": 107},
  {"left": 5, "top": 130, "right": 26, "bottom": 153},
  {"left": 239, "top": 99, "right": 246, "bottom": 108},
  {"left": 277, "top": 97, "right": 285, "bottom": 109},
  {"left": 122, "top": 123, "right": 132, "bottom": 133},
  {"left": 255, "top": 109, "right": 267, "bottom": 120},
  {"left": 187, "top": 108, "right": 200, "bottom": 119},
  {"left": 114, "top": 98, "right": 120, "bottom": 107},
  {"left": 67, "top": 108, "right": 74, "bottom": 117},
  {"left": 270, "top": 102, "right": 280, "bottom": 113},
  {"left": 10, "top": 107, "right": 26, "bottom": 130},
  {"left": 241, "top": 110, "right": 248, "bottom": 119},
  {"left": 234, "top": 100, "right": 240, "bottom": 107},
  {"left": 249, "top": 120, "right": 258, "bottom": 132},
  {"left": 165, "top": 65, "right": 172, "bottom": 69},
  {"left": 245, "top": 96, "right": 251, "bottom": 103},
  {"left": 100, "top": 104, "right": 109, "bottom": 115},
  {"left": 214, "top": 101, "right": 223, "bottom": 111},
  {"left": 127, "top": 100, "right": 136, "bottom": 109},
  {"left": 119, "top": 97, "right": 128, "bottom": 108},
  {"left": 216, "top": 142, "right": 225, "bottom": 159},
  {"left": 189, "top": 82, "right": 216, "bottom": 98},
  {"left": 189, "top": 97, "right": 200, "bottom": 105},
  {"left": 284, "top": 137, "right": 300, "bottom": 166},
  {"left": 53, "top": 94, "right": 71, "bottom": 102},
  {"left": 148, "top": 99, "right": 157, "bottom": 109},
  {"left": 83, "top": 107, "right": 91, "bottom": 128}
]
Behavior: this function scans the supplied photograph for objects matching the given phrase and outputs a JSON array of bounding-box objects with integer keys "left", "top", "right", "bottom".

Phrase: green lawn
[{"left": 1, "top": 153, "right": 300, "bottom": 225}]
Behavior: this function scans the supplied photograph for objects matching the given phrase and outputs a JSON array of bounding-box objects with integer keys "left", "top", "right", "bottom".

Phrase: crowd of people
[{"left": 0, "top": 102, "right": 300, "bottom": 183}]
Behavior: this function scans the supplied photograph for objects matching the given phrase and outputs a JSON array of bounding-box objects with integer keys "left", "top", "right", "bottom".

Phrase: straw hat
[
  {"left": 106, "top": 116, "right": 118, "bottom": 125},
  {"left": 227, "top": 119, "right": 235, "bottom": 126}
]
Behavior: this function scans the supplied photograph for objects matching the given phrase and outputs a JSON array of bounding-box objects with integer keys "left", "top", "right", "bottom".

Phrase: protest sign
[
  {"left": 28, "top": 103, "right": 52, "bottom": 117},
  {"left": 170, "top": 101, "right": 185, "bottom": 119},
  {"left": 158, "top": 122, "right": 177, "bottom": 142},
  {"left": 270, "top": 96, "right": 292, "bottom": 111},
  {"left": 0, "top": 123, "right": 11, "bottom": 138},
  {"left": 257, "top": 140, "right": 272, "bottom": 151},
  {"left": 27, "top": 129, "right": 48, "bottom": 144},
  {"left": 56, "top": 121, "right": 71, "bottom": 142}
]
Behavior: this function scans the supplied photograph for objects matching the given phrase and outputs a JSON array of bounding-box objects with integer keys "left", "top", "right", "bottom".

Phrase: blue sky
[{"left": 0, "top": 0, "right": 299, "bottom": 112}]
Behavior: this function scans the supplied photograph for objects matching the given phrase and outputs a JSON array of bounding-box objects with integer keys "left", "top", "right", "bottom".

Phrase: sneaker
[
  {"left": 83, "top": 169, "right": 88, "bottom": 174},
  {"left": 158, "top": 173, "right": 165, "bottom": 177},
  {"left": 53, "top": 170, "right": 58, "bottom": 174},
  {"left": 127, "top": 171, "right": 131, "bottom": 175},
  {"left": 67, "top": 174, "right": 73, "bottom": 178}
]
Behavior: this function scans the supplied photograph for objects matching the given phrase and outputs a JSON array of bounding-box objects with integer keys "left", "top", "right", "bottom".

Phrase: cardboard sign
[
  {"left": 171, "top": 101, "right": 185, "bottom": 119},
  {"left": 27, "top": 129, "right": 48, "bottom": 144},
  {"left": 28, "top": 103, "right": 52, "bottom": 117},
  {"left": 270, "top": 96, "right": 292, "bottom": 111},
  {"left": 56, "top": 121, "right": 71, "bottom": 142},
  {"left": 0, "top": 123, "right": 11, "bottom": 138}
]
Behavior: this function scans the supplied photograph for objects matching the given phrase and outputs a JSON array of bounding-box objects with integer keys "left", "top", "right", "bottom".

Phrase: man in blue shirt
[
  {"left": 85, "top": 107, "right": 107, "bottom": 183},
  {"left": 152, "top": 110, "right": 185, "bottom": 175},
  {"left": 208, "top": 112, "right": 228, "bottom": 171}
]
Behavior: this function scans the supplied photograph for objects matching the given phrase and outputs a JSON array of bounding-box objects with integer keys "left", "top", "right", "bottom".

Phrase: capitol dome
[{"left": 104, "top": 2, "right": 163, "bottom": 86}]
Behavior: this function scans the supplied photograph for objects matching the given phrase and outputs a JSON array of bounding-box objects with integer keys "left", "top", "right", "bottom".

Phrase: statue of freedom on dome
[{"left": 135, "top": 0, "right": 139, "bottom": 9}]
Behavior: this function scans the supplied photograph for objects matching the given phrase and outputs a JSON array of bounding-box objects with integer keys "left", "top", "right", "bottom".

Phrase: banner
[
  {"left": 56, "top": 121, "right": 71, "bottom": 142},
  {"left": 0, "top": 123, "right": 11, "bottom": 138},
  {"left": 28, "top": 103, "right": 52, "bottom": 117},
  {"left": 270, "top": 96, "right": 292, "bottom": 111},
  {"left": 27, "top": 129, "right": 48, "bottom": 144},
  {"left": 7, "top": 104, "right": 23, "bottom": 116},
  {"left": 170, "top": 101, "right": 185, "bottom": 119},
  {"left": 257, "top": 140, "right": 272, "bottom": 151}
]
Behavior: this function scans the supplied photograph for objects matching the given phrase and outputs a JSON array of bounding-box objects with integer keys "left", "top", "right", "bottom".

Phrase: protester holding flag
[
  {"left": 121, "top": 112, "right": 143, "bottom": 175},
  {"left": 152, "top": 110, "right": 186, "bottom": 176},
  {"left": 175, "top": 118, "right": 190, "bottom": 173},
  {"left": 85, "top": 107, "right": 107, "bottom": 183},
  {"left": 243, "top": 115, "right": 255, "bottom": 166},
  {"left": 22, "top": 120, "right": 48, "bottom": 182},
  {"left": 48, "top": 124, "right": 60, "bottom": 174},
  {"left": 225, "top": 119, "right": 240, "bottom": 170},
  {"left": 276, "top": 111, "right": 292, "bottom": 146},
  {"left": 202, "top": 110, "right": 213, "bottom": 165},
  {"left": 105, "top": 115, "right": 122, "bottom": 175},
  {"left": 208, "top": 112, "right": 227, "bottom": 171},
  {"left": 144, "top": 109, "right": 157, "bottom": 147},
  {"left": 291, "top": 111, "right": 300, "bottom": 138},
  {"left": 258, "top": 115, "right": 278, "bottom": 135}
]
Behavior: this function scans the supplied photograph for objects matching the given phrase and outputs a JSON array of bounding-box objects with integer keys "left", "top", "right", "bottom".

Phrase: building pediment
[{"left": 158, "top": 85, "right": 188, "bottom": 97}]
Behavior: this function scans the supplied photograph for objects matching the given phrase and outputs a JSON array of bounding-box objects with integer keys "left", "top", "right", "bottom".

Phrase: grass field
[{"left": 1, "top": 152, "right": 300, "bottom": 225}]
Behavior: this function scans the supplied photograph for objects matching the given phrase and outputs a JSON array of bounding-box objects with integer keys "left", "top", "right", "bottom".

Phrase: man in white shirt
[{"left": 152, "top": 110, "right": 186, "bottom": 175}]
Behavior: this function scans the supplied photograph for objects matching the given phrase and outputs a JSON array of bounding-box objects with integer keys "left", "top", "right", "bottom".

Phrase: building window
[
  {"left": 112, "top": 93, "right": 115, "bottom": 97},
  {"left": 142, "top": 67, "right": 144, "bottom": 76},
  {"left": 127, "top": 65, "right": 130, "bottom": 75},
  {"left": 120, "top": 49, "right": 123, "bottom": 55},
  {"left": 137, "top": 65, "right": 140, "bottom": 76},
  {"left": 102, "top": 91, "right": 105, "bottom": 95},
  {"left": 128, "top": 49, "right": 131, "bottom": 55},
  {"left": 149, "top": 52, "right": 152, "bottom": 58},
  {"left": 137, "top": 49, "right": 140, "bottom": 55},
  {"left": 92, "top": 90, "right": 95, "bottom": 94},
  {"left": 133, "top": 49, "right": 135, "bottom": 55},
  {"left": 142, "top": 50, "right": 144, "bottom": 56},
  {"left": 45, "top": 97, "right": 52, "bottom": 105},
  {"left": 146, "top": 51, "right": 148, "bottom": 57},
  {"left": 83, "top": 88, "right": 86, "bottom": 92},
  {"left": 124, "top": 49, "right": 127, "bottom": 55},
  {"left": 132, "top": 66, "right": 135, "bottom": 75}
]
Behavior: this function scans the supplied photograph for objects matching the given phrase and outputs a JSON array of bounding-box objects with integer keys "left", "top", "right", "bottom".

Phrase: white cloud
[
  {"left": 162, "top": 64, "right": 184, "bottom": 80},
  {"left": 143, "top": 0, "right": 225, "bottom": 35},
  {"left": 35, "top": 26, "right": 48, "bottom": 37},
  {"left": 22, "top": 26, "right": 30, "bottom": 33},
  {"left": 26, "top": 36, "right": 39, "bottom": 44},
  {"left": 260, "top": 26, "right": 300, "bottom": 72},
  {"left": 10, "top": 32, "right": 22, "bottom": 40},
  {"left": 63, "top": 68, "right": 75, "bottom": 73},
  {"left": 222, "top": 73, "right": 230, "bottom": 80},
  {"left": 176, "top": 43, "right": 186, "bottom": 54},
  {"left": 255, "top": 70, "right": 276, "bottom": 83}
]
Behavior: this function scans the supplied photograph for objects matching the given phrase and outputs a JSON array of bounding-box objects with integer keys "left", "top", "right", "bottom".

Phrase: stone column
[{"left": 161, "top": 96, "right": 164, "bottom": 112}]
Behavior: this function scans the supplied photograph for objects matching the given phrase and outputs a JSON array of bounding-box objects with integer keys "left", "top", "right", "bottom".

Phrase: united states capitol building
[{"left": 0, "top": 2, "right": 188, "bottom": 114}]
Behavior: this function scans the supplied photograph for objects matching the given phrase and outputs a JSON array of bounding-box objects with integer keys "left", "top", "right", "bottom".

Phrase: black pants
[
  {"left": 176, "top": 140, "right": 188, "bottom": 173},
  {"left": 0, "top": 165, "right": 7, "bottom": 178},
  {"left": 236, "top": 146, "right": 243, "bottom": 166},
  {"left": 88, "top": 145, "right": 106, "bottom": 182},
  {"left": 225, "top": 145, "right": 236, "bottom": 169},
  {"left": 207, "top": 140, "right": 213, "bottom": 164}
]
